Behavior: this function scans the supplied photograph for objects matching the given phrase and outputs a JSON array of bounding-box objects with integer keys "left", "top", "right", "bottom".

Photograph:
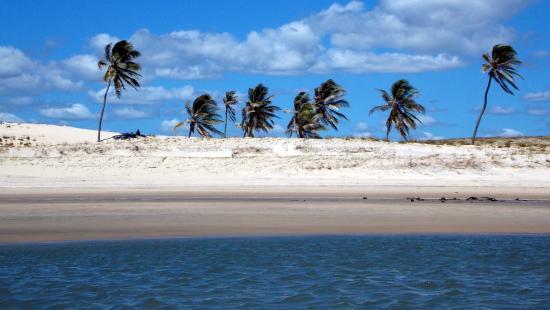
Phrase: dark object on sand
[
  {"left": 362, "top": 197, "right": 368, "bottom": 200},
  {"left": 408, "top": 197, "right": 424, "bottom": 202},
  {"left": 112, "top": 129, "right": 147, "bottom": 140},
  {"left": 440, "top": 197, "right": 447, "bottom": 202},
  {"left": 467, "top": 196, "right": 498, "bottom": 202}
]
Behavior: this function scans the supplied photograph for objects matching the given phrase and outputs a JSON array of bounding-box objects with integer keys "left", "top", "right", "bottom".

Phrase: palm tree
[
  {"left": 313, "top": 79, "right": 349, "bottom": 131},
  {"left": 174, "top": 94, "right": 223, "bottom": 138},
  {"left": 241, "top": 84, "right": 280, "bottom": 137},
  {"left": 287, "top": 92, "right": 325, "bottom": 138},
  {"left": 369, "top": 79, "right": 425, "bottom": 141},
  {"left": 222, "top": 91, "right": 239, "bottom": 138},
  {"left": 471, "top": 44, "right": 522, "bottom": 144},
  {"left": 97, "top": 40, "right": 141, "bottom": 142}
]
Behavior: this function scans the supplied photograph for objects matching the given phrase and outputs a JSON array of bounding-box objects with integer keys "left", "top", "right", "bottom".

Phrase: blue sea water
[{"left": 0, "top": 235, "right": 549, "bottom": 308}]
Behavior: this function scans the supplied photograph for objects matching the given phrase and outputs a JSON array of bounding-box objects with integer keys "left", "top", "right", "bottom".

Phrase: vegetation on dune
[
  {"left": 174, "top": 94, "right": 223, "bottom": 138},
  {"left": 97, "top": 40, "right": 141, "bottom": 142},
  {"left": 287, "top": 92, "right": 326, "bottom": 138},
  {"left": 89, "top": 39, "right": 523, "bottom": 142},
  {"left": 241, "top": 84, "right": 280, "bottom": 137},
  {"left": 472, "top": 44, "right": 522, "bottom": 145},
  {"left": 222, "top": 91, "right": 239, "bottom": 138},
  {"left": 313, "top": 79, "right": 349, "bottom": 131},
  {"left": 369, "top": 79, "right": 425, "bottom": 141}
]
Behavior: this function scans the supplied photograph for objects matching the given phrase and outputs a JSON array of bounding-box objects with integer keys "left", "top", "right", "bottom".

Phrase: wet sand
[{"left": 0, "top": 186, "right": 549, "bottom": 243}]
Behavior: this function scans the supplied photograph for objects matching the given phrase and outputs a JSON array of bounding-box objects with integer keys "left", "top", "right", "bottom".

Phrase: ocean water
[{"left": 0, "top": 235, "right": 548, "bottom": 308}]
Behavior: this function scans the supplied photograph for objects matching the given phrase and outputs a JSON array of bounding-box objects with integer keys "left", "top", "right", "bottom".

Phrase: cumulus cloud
[
  {"left": 352, "top": 122, "right": 371, "bottom": 137},
  {"left": 113, "top": 107, "right": 149, "bottom": 119},
  {"left": 489, "top": 106, "right": 516, "bottom": 115},
  {"left": 498, "top": 128, "right": 523, "bottom": 137},
  {"left": 417, "top": 115, "right": 437, "bottom": 126},
  {"left": 527, "top": 108, "right": 550, "bottom": 116},
  {"left": 0, "top": 112, "right": 24, "bottom": 123},
  {"left": 62, "top": 54, "right": 100, "bottom": 80},
  {"left": 524, "top": 91, "right": 550, "bottom": 102},
  {"left": 420, "top": 132, "right": 444, "bottom": 140},
  {"left": 0, "top": 46, "right": 82, "bottom": 95},
  {"left": 160, "top": 118, "right": 185, "bottom": 133},
  {"left": 40, "top": 103, "right": 95, "bottom": 120},
  {"left": 6, "top": 96, "right": 33, "bottom": 105},
  {"left": 310, "top": 0, "right": 524, "bottom": 55},
  {"left": 90, "top": 33, "right": 121, "bottom": 52},
  {"left": 88, "top": 85, "right": 195, "bottom": 104},
  {"left": 83, "top": 0, "right": 530, "bottom": 77}
]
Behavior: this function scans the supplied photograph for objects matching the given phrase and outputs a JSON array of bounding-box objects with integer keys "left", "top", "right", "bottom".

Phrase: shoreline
[
  {"left": 3, "top": 232, "right": 550, "bottom": 247},
  {"left": 1, "top": 186, "right": 549, "bottom": 244}
]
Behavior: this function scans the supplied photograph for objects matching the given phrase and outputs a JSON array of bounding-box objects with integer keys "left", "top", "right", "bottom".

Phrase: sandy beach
[
  {"left": 1, "top": 186, "right": 549, "bottom": 243},
  {"left": 1, "top": 123, "right": 549, "bottom": 243}
]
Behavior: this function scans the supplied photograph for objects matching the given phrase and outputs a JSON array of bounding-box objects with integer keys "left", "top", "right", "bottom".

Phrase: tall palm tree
[
  {"left": 97, "top": 40, "right": 141, "bottom": 142},
  {"left": 241, "top": 84, "right": 280, "bottom": 137},
  {"left": 369, "top": 79, "right": 425, "bottom": 141},
  {"left": 313, "top": 79, "right": 349, "bottom": 131},
  {"left": 222, "top": 91, "right": 239, "bottom": 138},
  {"left": 471, "top": 44, "right": 522, "bottom": 144},
  {"left": 174, "top": 94, "right": 223, "bottom": 138},
  {"left": 287, "top": 92, "right": 325, "bottom": 138}
]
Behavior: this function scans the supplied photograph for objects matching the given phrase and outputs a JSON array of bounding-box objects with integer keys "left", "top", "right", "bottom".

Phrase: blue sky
[{"left": 0, "top": 0, "right": 549, "bottom": 139}]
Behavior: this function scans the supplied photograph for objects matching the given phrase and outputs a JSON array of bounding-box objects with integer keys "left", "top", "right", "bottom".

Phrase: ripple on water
[{"left": 0, "top": 235, "right": 549, "bottom": 308}]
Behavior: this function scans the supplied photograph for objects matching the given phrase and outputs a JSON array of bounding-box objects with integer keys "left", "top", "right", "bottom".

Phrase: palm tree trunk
[
  {"left": 97, "top": 79, "right": 112, "bottom": 142},
  {"left": 385, "top": 127, "right": 390, "bottom": 142},
  {"left": 224, "top": 107, "right": 228, "bottom": 138},
  {"left": 472, "top": 76, "right": 493, "bottom": 145},
  {"left": 188, "top": 126, "right": 192, "bottom": 138}
]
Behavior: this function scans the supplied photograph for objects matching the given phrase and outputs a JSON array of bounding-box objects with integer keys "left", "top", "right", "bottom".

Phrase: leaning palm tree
[
  {"left": 97, "top": 40, "right": 141, "bottom": 142},
  {"left": 287, "top": 92, "right": 325, "bottom": 138},
  {"left": 471, "top": 44, "right": 522, "bottom": 144},
  {"left": 174, "top": 94, "right": 223, "bottom": 138},
  {"left": 369, "top": 79, "right": 425, "bottom": 141},
  {"left": 222, "top": 91, "right": 239, "bottom": 138},
  {"left": 313, "top": 79, "right": 349, "bottom": 131},
  {"left": 241, "top": 84, "right": 280, "bottom": 137}
]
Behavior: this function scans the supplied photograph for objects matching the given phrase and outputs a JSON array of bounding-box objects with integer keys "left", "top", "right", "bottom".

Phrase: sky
[{"left": 0, "top": 0, "right": 549, "bottom": 140}]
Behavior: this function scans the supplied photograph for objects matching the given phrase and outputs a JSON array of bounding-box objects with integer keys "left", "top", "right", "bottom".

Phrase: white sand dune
[{"left": 1, "top": 122, "right": 549, "bottom": 189}]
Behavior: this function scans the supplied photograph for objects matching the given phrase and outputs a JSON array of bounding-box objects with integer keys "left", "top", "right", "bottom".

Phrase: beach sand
[
  {"left": 0, "top": 187, "right": 549, "bottom": 243},
  {"left": 0, "top": 123, "right": 549, "bottom": 243}
]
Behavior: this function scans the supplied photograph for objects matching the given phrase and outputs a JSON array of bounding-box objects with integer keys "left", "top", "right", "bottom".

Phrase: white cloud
[
  {"left": 527, "top": 109, "right": 550, "bottom": 116},
  {"left": 6, "top": 96, "right": 33, "bottom": 105},
  {"left": 418, "top": 115, "right": 437, "bottom": 126},
  {"left": 86, "top": 0, "right": 530, "bottom": 77},
  {"left": 355, "top": 122, "right": 368, "bottom": 131},
  {"left": 272, "top": 124, "right": 286, "bottom": 134},
  {"left": 498, "top": 128, "right": 523, "bottom": 137},
  {"left": 161, "top": 118, "right": 186, "bottom": 133},
  {"left": 0, "top": 112, "right": 24, "bottom": 123},
  {"left": 90, "top": 33, "right": 121, "bottom": 52},
  {"left": 524, "top": 91, "right": 550, "bottom": 102},
  {"left": 113, "top": 107, "right": 149, "bottom": 119},
  {"left": 0, "top": 46, "right": 33, "bottom": 78},
  {"left": 0, "top": 46, "right": 82, "bottom": 95},
  {"left": 312, "top": 0, "right": 524, "bottom": 55},
  {"left": 88, "top": 85, "right": 195, "bottom": 104},
  {"left": 420, "top": 131, "right": 444, "bottom": 140},
  {"left": 489, "top": 106, "right": 516, "bottom": 114},
  {"left": 62, "top": 54, "right": 100, "bottom": 80},
  {"left": 352, "top": 122, "right": 371, "bottom": 137},
  {"left": 534, "top": 50, "right": 550, "bottom": 57},
  {"left": 311, "top": 50, "right": 460, "bottom": 73},
  {"left": 40, "top": 103, "right": 95, "bottom": 120}
]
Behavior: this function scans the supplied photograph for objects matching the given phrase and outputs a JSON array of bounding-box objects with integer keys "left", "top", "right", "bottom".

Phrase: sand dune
[{"left": 1, "top": 122, "right": 549, "bottom": 188}]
